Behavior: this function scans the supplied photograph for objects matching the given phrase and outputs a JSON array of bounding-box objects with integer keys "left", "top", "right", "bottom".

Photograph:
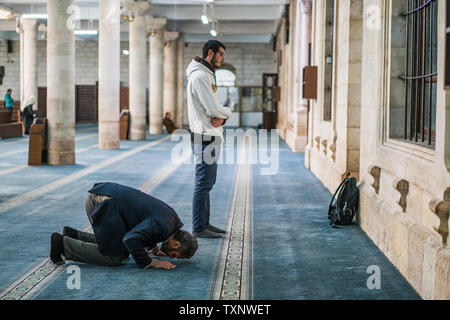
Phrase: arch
[
  {"left": 220, "top": 63, "right": 236, "bottom": 73},
  {"left": 216, "top": 69, "right": 236, "bottom": 87}
]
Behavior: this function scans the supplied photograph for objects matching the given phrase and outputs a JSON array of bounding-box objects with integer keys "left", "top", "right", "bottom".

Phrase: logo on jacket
[{"left": 211, "top": 83, "right": 217, "bottom": 93}]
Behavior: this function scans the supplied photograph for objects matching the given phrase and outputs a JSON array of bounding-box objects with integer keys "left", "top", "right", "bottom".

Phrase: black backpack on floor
[{"left": 328, "top": 172, "right": 359, "bottom": 227}]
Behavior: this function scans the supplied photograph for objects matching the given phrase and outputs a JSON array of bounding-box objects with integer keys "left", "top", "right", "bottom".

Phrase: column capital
[
  {"left": 20, "top": 18, "right": 38, "bottom": 32},
  {"left": 164, "top": 31, "right": 179, "bottom": 45},
  {"left": 147, "top": 17, "right": 167, "bottom": 32},
  {"left": 300, "top": 0, "right": 312, "bottom": 13},
  {"left": 126, "top": 1, "right": 151, "bottom": 17}
]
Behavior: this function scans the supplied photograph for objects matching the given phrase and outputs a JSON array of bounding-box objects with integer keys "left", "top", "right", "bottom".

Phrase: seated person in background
[
  {"left": 50, "top": 182, "right": 198, "bottom": 270},
  {"left": 163, "top": 112, "right": 177, "bottom": 134},
  {"left": 4, "top": 89, "right": 13, "bottom": 112}
]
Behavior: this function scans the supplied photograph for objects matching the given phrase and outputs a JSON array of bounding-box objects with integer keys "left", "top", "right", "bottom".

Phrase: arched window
[{"left": 216, "top": 69, "right": 236, "bottom": 87}]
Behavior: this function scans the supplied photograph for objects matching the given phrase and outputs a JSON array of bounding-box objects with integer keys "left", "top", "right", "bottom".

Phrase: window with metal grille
[
  {"left": 398, "top": 0, "right": 438, "bottom": 147},
  {"left": 323, "top": 0, "right": 335, "bottom": 122}
]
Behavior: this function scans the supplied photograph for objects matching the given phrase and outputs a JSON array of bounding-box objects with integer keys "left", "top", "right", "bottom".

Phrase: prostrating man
[
  {"left": 50, "top": 182, "right": 198, "bottom": 270},
  {"left": 186, "top": 40, "right": 231, "bottom": 238}
]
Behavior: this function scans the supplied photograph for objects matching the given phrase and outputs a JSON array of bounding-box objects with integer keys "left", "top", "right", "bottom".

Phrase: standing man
[
  {"left": 186, "top": 40, "right": 231, "bottom": 238},
  {"left": 4, "top": 89, "right": 13, "bottom": 112}
]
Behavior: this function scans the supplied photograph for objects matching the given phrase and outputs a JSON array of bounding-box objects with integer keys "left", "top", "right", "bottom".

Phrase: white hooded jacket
[{"left": 186, "top": 58, "right": 232, "bottom": 138}]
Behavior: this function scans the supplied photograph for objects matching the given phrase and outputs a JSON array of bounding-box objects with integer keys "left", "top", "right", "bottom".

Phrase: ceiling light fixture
[
  {"left": 21, "top": 13, "right": 47, "bottom": 19},
  {"left": 0, "top": 9, "right": 13, "bottom": 20},
  {"left": 201, "top": 3, "right": 209, "bottom": 24},
  {"left": 122, "top": 49, "right": 130, "bottom": 55},
  {"left": 74, "top": 30, "right": 98, "bottom": 35},
  {"left": 210, "top": 21, "right": 217, "bottom": 37}
]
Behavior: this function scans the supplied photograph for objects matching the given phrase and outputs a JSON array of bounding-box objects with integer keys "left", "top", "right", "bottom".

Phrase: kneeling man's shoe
[
  {"left": 63, "top": 226, "right": 78, "bottom": 239},
  {"left": 193, "top": 229, "right": 223, "bottom": 238},
  {"left": 207, "top": 224, "right": 226, "bottom": 234},
  {"left": 50, "top": 233, "right": 65, "bottom": 265}
]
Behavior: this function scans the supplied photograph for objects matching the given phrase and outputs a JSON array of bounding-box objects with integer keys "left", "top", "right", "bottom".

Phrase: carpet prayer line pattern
[
  {"left": 0, "top": 133, "right": 98, "bottom": 158},
  {"left": 0, "top": 147, "right": 192, "bottom": 300},
  {"left": 210, "top": 140, "right": 253, "bottom": 300},
  {"left": 0, "top": 143, "right": 100, "bottom": 177},
  {"left": 0, "top": 136, "right": 170, "bottom": 215}
]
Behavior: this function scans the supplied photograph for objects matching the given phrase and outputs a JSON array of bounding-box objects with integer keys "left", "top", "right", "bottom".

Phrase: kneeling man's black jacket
[{"left": 88, "top": 182, "right": 183, "bottom": 268}]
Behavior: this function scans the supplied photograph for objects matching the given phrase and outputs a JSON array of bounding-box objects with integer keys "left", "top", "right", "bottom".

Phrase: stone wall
[
  {"left": 182, "top": 42, "right": 277, "bottom": 87},
  {"left": 357, "top": 0, "right": 450, "bottom": 299},
  {"left": 0, "top": 39, "right": 20, "bottom": 98},
  {"left": 304, "top": 0, "right": 363, "bottom": 193},
  {"left": 0, "top": 38, "right": 276, "bottom": 125},
  {"left": 277, "top": 0, "right": 450, "bottom": 299}
]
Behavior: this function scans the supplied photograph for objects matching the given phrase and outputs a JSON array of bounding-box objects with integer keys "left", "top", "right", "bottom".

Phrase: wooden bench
[
  {"left": 28, "top": 118, "right": 47, "bottom": 165},
  {"left": 0, "top": 110, "right": 11, "bottom": 123},
  {"left": 0, "top": 110, "right": 23, "bottom": 139},
  {"left": 0, "top": 100, "right": 20, "bottom": 122}
]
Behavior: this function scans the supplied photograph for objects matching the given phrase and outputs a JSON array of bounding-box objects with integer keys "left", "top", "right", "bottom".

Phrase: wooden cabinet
[
  {"left": 262, "top": 73, "right": 278, "bottom": 130},
  {"left": 303, "top": 66, "right": 318, "bottom": 99}
]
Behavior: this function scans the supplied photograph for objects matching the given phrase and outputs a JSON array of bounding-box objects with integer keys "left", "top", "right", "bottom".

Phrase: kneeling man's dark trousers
[{"left": 62, "top": 193, "right": 129, "bottom": 266}]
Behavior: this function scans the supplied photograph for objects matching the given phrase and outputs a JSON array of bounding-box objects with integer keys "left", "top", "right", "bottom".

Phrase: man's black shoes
[
  {"left": 63, "top": 226, "right": 79, "bottom": 240},
  {"left": 50, "top": 233, "right": 65, "bottom": 265},
  {"left": 193, "top": 229, "right": 223, "bottom": 238},
  {"left": 206, "top": 224, "right": 226, "bottom": 234}
]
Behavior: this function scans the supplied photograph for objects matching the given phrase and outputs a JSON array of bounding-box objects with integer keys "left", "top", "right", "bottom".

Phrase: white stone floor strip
[
  {"left": 0, "top": 133, "right": 98, "bottom": 158},
  {"left": 0, "top": 136, "right": 170, "bottom": 215},
  {"left": 0, "top": 143, "right": 99, "bottom": 177},
  {"left": 0, "top": 127, "right": 95, "bottom": 146},
  {"left": 0, "top": 164, "right": 28, "bottom": 176}
]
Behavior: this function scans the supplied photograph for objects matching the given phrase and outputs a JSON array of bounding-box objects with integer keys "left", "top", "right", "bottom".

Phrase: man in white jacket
[{"left": 186, "top": 40, "right": 231, "bottom": 238}]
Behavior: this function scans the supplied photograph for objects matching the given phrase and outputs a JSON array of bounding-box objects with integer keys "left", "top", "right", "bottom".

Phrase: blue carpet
[
  {"left": 0, "top": 129, "right": 173, "bottom": 291},
  {"left": 251, "top": 139, "right": 420, "bottom": 300},
  {"left": 0, "top": 127, "right": 421, "bottom": 300},
  {"left": 34, "top": 139, "right": 238, "bottom": 300}
]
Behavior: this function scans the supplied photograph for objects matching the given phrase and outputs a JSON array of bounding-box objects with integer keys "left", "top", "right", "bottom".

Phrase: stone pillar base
[
  {"left": 308, "top": 148, "right": 347, "bottom": 193},
  {"left": 47, "top": 151, "right": 75, "bottom": 165},
  {"left": 99, "top": 140, "right": 120, "bottom": 150},
  {"left": 149, "top": 125, "right": 162, "bottom": 135},
  {"left": 129, "top": 127, "right": 146, "bottom": 140},
  {"left": 286, "top": 128, "right": 307, "bottom": 153},
  {"left": 99, "top": 122, "right": 119, "bottom": 150},
  {"left": 305, "top": 146, "right": 312, "bottom": 169}
]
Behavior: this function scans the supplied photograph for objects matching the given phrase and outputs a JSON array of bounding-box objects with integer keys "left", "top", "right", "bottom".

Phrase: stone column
[
  {"left": 294, "top": 0, "right": 312, "bottom": 152},
  {"left": 176, "top": 34, "right": 184, "bottom": 128},
  {"left": 20, "top": 18, "right": 38, "bottom": 111},
  {"left": 46, "top": 0, "right": 76, "bottom": 164},
  {"left": 163, "top": 31, "right": 179, "bottom": 123},
  {"left": 98, "top": 0, "right": 120, "bottom": 149},
  {"left": 19, "top": 29, "right": 24, "bottom": 107},
  {"left": 147, "top": 18, "right": 167, "bottom": 134},
  {"left": 299, "top": 0, "right": 312, "bottom": 109},
  {"left": 127, "top": 1, "right": 150, "bottom": 140}
]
